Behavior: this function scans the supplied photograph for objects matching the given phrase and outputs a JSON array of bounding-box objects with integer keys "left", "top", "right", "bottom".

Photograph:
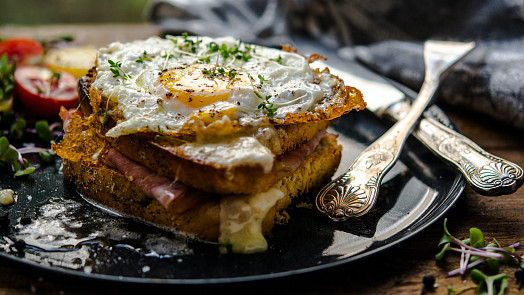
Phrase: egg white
[{"left": 91, "top": 35, "right": 336, "bottom": 137}]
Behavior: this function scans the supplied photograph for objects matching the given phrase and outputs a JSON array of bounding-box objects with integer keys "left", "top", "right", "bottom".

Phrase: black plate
[{"left": 0, "top": 108, "right": 465, "bottom": 284}]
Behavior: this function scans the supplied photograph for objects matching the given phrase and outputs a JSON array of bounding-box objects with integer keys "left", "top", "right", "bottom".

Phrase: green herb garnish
[
  {"left": 161, "top": 53, "right": 175, "bottom": 59},
  {"left": 202, "top": 39, "right": 252, "bottom": 62},
  {"left": 9, "top": 117, "right": 26, "bottom": 140},
  {"left": 98, "top": 94, "right": 111, "bottom": 126},
  {"left": 436, "top": 219, "right": 520, "bottom": 277},
  {"left": 255, "top": 91, "right": 277, "bottom": 116},
  {"left": 0, "top": 54, "right": 16, "bottom": 106},
  {"left": 35, "top": 120, "right": 55, "bottom": 143},
  {"left": 0, "top": 136, "right": 35, "bottom": 176},
  {"left": 98, "top": 105, "right": 109, "bottom": 126},
  {"left": 154, "top": 125, "right": 164, "bottom": 142},
  {"left": 108, "top": 59, "right": 131, "bottom": 80},
  {"left": 136, "top": 50, "right": 152, "bottom": 63},
  {"left": 207, "top": 42, "right": 220, "bottom": 53},
  {"left": 236, "top": 45, "right": 252, "bottom": 62},
  {"left": 471, "top": 269, "right": 508, "bottom": 295},
  {"left": 38, "top": 149, "right": 56, "bottom": 163},
  {"left": 175, "top": 32, "right": 202, "bottom": 53},
  {"left": 270, "top": 55, "right": 282, "bottom": 64},
  {"left": 447, "top": 270, "right": 509, "bottom": 295},
  {"left": 258, "top": 74, "right": 270, "bottom": 85},
  {"left": 436, "top": 219, "right": 521, "bottom": 294},
  {"left": 202, "top": 66, "right": 238, "bottom": 80}
]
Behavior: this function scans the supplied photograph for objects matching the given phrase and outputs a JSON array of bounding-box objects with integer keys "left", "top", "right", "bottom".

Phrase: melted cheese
[
  {"left": 219, "top": 188, "right": 284, "bottom": 254},
  {"left": 176, "top": 136, "right": 274, "bottom": 176}
]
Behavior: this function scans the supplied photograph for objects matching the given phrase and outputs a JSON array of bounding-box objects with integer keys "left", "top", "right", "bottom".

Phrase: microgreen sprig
[
  {"left": 270, "top": 55, "right": 282, "bottom": 64},
  {"left": 0, "top": 136, "right": 35, "bottom": 176},
  {"left": 0, "top": 54, "right": 16, "bottom": 102},
  {"left": 255, "top": 91, "right": 277, "bottom": 116},
  {"left": 173, "top": 32, "right": 202, "bottom": 54},
  {"left": 258, "top": 74, "right": 270, "bottom": 85},
  {"left": 35, "top": 120, "right": 56, "bottom": 143},
  {"left": 154, "top": 125, "right": 164, "bottom": 142},
  {"left": 470, "top": 269, "right": 508, "bottom": 295},
  {"left": 108, "top": 59, "right": 131, "bottom": 81},
  {"left": 201, "top": 39, "right": 252, "bottom": 63},
  {"left": 136, "top": 50, "right": 152, "bottom": 63},
  {"left": 202, "top": 66, "right": 238, "bottom": 80},
  {"left": 161, "top": 53, "right": 175, "bottom": 59},
  {"left": 436, "top": 219, "right": 521, "bottom": 278}
]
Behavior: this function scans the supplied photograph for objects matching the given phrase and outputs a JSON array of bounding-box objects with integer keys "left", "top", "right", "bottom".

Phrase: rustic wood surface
[{"left": 1, "top": 24, "right": 523, "bottom": 295}]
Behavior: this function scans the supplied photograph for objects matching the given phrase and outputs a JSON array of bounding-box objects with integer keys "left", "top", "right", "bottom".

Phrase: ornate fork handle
[
  {"left": 315, "top": 123, "right": 408, "bottom": 221},
  {"left": 316, "top": 40, "right": 476, "bottom": 221},
  {"left": 415, "top": 116, "right": 524, "bottom": 195},
  {"left": 316, "top": 76, "right": 441, "bottom": 221}
]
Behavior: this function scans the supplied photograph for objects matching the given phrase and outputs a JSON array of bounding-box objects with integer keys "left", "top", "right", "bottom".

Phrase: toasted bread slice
[
  {"left": 77, "top": 77, "right": 336, "bottom": 194},
  {"left": 61, "top": 132, "right": 341, "bottom": 242}
]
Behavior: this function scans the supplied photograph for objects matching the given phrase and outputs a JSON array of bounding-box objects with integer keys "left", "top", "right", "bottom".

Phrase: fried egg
[{"left": 91, "top": 35, "right": 343, "bottom": 137}]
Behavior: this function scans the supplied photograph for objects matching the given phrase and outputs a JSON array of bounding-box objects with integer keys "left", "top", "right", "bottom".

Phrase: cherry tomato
[
  {"left": 14, "top": 66, "right": 78, "bottom": 117},
  {"left": 0, "top": 38, "right": 44, "bottom": 65}
]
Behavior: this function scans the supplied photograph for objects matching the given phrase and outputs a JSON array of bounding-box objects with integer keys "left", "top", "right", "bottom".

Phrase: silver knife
[{"left": 313, "top": 59, "right": 523, "bottom": 196}]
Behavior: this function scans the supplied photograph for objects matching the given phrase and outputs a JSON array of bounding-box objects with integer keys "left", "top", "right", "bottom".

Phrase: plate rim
[{"left": 0, "top": 112, "right": 467, "bottom": 285}]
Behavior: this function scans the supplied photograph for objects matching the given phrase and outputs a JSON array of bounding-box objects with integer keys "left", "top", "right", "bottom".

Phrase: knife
[{"left": 313, "top": 59, "right": 524, "bottom": 196}]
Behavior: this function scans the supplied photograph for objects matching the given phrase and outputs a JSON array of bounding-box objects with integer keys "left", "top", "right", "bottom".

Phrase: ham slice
[
  {"left": 106, "top": 150, "right": 209, "bottom": 214},
  {"left": 278, "top": 130, "right": 328, "bottom": 172},
  {"left": 105, "top": 131, "right": 330, "bottom": 212},
  {"left": 59, "top": 107, "right": 83, "bottom": 132}
]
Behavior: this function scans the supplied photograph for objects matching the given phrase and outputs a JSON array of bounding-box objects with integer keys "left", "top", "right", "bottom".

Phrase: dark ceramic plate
[{"left": 0, "top": 105, "right": 465, "bottom": 284}]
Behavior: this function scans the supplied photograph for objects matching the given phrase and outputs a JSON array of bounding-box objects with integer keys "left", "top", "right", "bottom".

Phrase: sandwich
[{"left": 52, "top": 35, "right": 365, "bottom": 254}]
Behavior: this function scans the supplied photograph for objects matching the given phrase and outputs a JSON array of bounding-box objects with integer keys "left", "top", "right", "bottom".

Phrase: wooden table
[{"left": 1, "top": 24, "right": 523, "bottom": 295}]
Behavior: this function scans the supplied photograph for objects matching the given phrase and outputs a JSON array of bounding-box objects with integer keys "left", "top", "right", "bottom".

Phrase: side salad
[{"left": 0, "top": 36, "right": 96, "bottom": 177}]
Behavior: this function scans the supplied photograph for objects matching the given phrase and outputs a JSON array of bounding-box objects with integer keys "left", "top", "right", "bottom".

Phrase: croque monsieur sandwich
[{"left": 52, "top": 35, "right": 365, "bottom": 254}]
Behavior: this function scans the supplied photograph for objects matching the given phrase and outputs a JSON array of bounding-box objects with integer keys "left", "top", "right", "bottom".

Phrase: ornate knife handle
[{"left": 415, "top": 116, "right": 524, "bottom": 195}]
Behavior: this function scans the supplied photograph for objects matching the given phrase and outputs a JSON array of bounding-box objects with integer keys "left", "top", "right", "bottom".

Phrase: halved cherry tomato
[
  {"left": 0, "top": 38, "right": 44, "bottom": 65},
  {"left": 14, "top": 66, "right": 78, "bottom": 117}
]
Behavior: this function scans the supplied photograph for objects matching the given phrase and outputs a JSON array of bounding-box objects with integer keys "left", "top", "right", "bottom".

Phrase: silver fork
[{"left": 316, "top": 40, "right": 476, "bottom": 221}]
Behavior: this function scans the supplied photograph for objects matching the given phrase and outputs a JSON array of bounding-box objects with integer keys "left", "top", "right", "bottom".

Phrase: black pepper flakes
[
  {"left": 13, "top": 239, "right": 26, "bottom": 253},
  {"left": 422, "top": 274, "right": 435, "bottom": 289},
  {"left": 20, "top": 216, "right": 32, "bottom": 225}
]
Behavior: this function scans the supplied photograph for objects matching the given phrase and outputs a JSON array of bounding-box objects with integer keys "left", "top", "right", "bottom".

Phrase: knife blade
[{"left": 312, "top": 59, "right": 523, "bottom": 196}]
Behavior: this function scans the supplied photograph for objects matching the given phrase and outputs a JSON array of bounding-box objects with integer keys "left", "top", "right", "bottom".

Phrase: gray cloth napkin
[
  {"left": 352, "top": 40, "right": 524, "bottom": 131},
  {"left": 145, "top": 0, "right": 292, "bottom": 47},
  {"left": 146, "top": 0, "right": 524, "bottom": 130}
]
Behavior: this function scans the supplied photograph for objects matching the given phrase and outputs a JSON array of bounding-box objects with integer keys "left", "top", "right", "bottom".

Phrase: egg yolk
[{"left": 160, "top": 64, "right": 251, "bottom": 109}]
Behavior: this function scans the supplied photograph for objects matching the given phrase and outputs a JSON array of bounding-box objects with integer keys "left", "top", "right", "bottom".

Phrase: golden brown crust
[
  {"left": 269, "top": 68, "right": 366, "bottom": 125},
  {"left": 83, "top": 66, "right": 365, "bottom": 134},
  {"left": 108, "top": 134, "right": 279, "bottom": 195},
  {"left": 77, "top": 77, "right": 335, "bottom": 194},
  {"left": 74, "top": 52, "right": 363, "bottom": 194},
  {"left": 61, "top": 134, "right": 341, "bottom": 241}
]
